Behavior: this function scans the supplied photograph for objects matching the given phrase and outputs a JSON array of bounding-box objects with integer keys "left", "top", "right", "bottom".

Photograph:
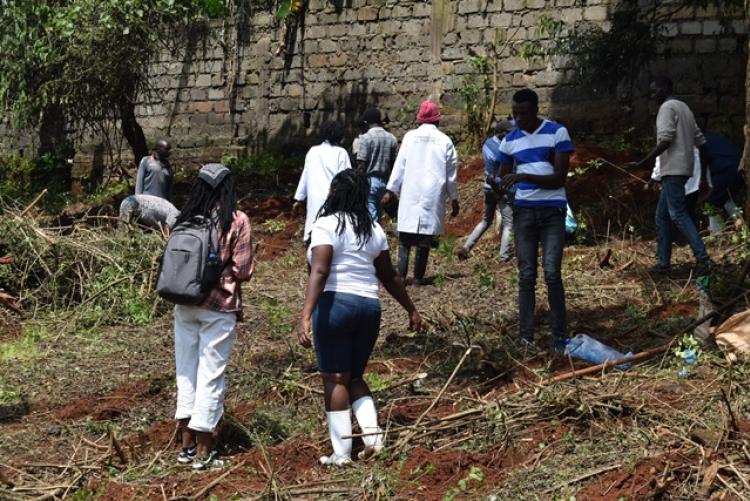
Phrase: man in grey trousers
[{"left": 457, "top": 120, "right": 515, "bottom": 261}]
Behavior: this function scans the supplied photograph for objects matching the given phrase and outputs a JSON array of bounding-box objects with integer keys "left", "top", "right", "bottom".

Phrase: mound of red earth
[
  {"left": 576, "top": 453, "right": 686, "bottom": 500},
  {"left": 49, "top": 377, "right": 167, "bottom": 421},
  {"left": 241, "top": 195, "right": 301, "bottom": 261}
]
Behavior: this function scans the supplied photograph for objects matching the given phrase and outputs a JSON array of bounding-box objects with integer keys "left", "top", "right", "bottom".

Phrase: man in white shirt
[
  {"left": 382, "top": 100, "right": 459, "bottom": 285},
  {"left": 293, "top": 121, "right": 352, "bottom": 242}
]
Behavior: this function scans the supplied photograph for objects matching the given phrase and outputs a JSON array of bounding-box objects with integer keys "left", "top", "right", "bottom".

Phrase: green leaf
[{"left": 276, "top": 0, "right": 292, "bottom": 20}]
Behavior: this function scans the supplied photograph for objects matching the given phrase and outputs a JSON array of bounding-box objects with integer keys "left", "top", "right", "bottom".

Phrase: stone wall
[{"left": 1, "top": 0, "right": 747, "bottom": 165}]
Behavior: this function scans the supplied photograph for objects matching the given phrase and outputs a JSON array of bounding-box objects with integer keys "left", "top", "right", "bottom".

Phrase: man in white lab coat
[
  {"left": 293, "top": 121, "right": 352, "bottom": 243},
  {"left": 381, "top": 100, "right": 459, "bottom": 285}
]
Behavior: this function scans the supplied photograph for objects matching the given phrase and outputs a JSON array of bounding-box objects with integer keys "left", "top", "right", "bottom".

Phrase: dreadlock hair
[
  {"left": 317, "top": 169, "right": 373, "bottom": 245},
  {"left": 174, "top": 173, "right": 237, "bottom": 234}
]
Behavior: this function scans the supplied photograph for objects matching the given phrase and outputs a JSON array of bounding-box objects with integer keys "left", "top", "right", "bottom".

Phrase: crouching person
[
  {"left": 119, "top": 194, "right": 180, "bottom": 232},
  {"left": 297, "top": 170, "right": 423, "bottom": 466},
  {"left": 157, "top": 163, "right": 254, "bottom": 470}
]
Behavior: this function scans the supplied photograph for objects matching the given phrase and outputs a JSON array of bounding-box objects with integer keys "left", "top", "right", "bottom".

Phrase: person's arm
[
  {"left": 382, "top": 140, "right": 407, "bottom": 207},
  {"left": 502, "top": 128, "right": 572, "bottom": 190},
  {"left": 374, "top": 251, "right": 423, "bottom": 331},
  {"left": 501, "top": 155, "right": 569, "bottom": 189},
  {"left": 292, "top": 158, "right": 309, "bottom": 215},
  {"left": 446, "top": 142, "right": 459, "bottom": 216},
  {"left": 297, "top": 244, "right": 332, "bottom": 347},
  {"left": 356, "top": 135, "right": 370, "bottom": 174},
  {"left": 135, "top": 157, "right": 146, "bottom": 195},
  {"left": 628, "top": 140, "right": 671, "bottom": 170},
  {"left": 230, "top": 215, "right": 255, "bottom": 281},
  {"left": 167, "top": 163, "right": 175, "bottom": 202},
  {"left": 629, "top": 103, "right": 676, "bottom": 169}
]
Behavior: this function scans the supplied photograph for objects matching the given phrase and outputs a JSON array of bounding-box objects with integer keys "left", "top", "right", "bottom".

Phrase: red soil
[
  {"left": 457, "top": 155, "right": 485, "bottom": 184},
  {"left": 576, "top": 453, "right": 687, "bottom": 500},
  {"left": 0, "top": 315, "right": 21, "bottom": 343},
  {"left": 241, "top": 196, "right": 302, "bottom": 261},
  {"left": 388, "top": 401, "right": 457, "bottom": 423},
  {"left": 367, "top": 357, "right": 423, "bottom": 375},
  {"left": 49, "top": 377, "right": 167, "bottom": 421}
]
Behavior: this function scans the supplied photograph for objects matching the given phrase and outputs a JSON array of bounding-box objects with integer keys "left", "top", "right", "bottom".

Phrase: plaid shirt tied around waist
[{"left": 200, "top": 211, "right": 255, "bottom": 319}]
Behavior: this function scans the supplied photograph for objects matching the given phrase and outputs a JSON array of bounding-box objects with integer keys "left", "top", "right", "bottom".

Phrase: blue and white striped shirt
[
  {"left": 481, "top": 136, "right": 501, "bottom": 191},
  {"left": 498, "top": 120, "right": 574, "bottom": 208}
]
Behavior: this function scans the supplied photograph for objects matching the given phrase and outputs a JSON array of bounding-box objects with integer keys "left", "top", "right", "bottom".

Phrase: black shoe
[
  {"left": 177, "top": 445, "right": 197, "bottom": 465},
  {"left": 648, "top": 264, "right": 671, "bottom": 274},
  {"left": 553, "top": 337, "right": 567, "bottom": 354},
  {"left": 694, "top": 259, "right": 715, "bottom": 277},
  {"left": 456, "top": 248, "right": 470, "bottom": 261}
]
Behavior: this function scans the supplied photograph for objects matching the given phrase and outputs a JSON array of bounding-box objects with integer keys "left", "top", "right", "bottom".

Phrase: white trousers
[{"left": 174, "top": 305, "right": 237, "bottom": 432}]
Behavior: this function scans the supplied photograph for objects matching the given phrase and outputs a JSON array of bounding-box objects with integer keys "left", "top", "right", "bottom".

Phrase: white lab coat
[
  {"left": 652, "top": 146, "right": 705, "bottom": 195},
  {"left": 294, "top": 141, "right": 352, "bottom": 240},
  {"left": 386, "top": 124, "right": 458, "bottom": 235}
]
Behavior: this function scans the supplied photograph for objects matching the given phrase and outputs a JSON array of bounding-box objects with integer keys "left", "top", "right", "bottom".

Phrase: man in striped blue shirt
[{"left": 499, "top": 89, "right": 574, "bottom": 353}]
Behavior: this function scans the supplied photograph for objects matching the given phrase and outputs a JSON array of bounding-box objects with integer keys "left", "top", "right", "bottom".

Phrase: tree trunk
[
  {"left": 743, "top": 3, "right": 750, "bottom": 220},
  {"left": 119, "top": 97, "right": 149, "bottom": 165}
]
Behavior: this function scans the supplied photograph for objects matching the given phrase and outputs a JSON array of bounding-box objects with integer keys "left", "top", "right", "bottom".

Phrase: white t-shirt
[
  {"left": 307, "top": 214, "right": 389, "bottom": 299},
  {"left": 294, "top": 142, "right": 352, "bottom": 240},
  {"left": 652, "top": 146, "right": 705, "bottom": 195}
]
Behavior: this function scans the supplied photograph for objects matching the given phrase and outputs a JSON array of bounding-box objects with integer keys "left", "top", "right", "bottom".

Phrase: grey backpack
[{"left": 155, "top": 215, "right": 223, "bottom": 305}]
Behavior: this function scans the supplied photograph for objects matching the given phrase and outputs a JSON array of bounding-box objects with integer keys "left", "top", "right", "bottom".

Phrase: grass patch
[
  {"left": 261, "top": 298, "right": 293, "bottom": 335},
  {"left": 0, "top": 324, "right": 48, "bottom": 361},
  {"left": 363, "top": 372, "right": 390, "bottom": 392}
]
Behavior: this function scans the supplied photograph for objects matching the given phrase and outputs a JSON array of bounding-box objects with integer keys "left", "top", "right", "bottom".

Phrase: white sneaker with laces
[
  {"left": 191, "top": 450, "right": 226, "bottom": 471},
  {"left": 319, "top": 454, "right": 353, "bottom": 466}
]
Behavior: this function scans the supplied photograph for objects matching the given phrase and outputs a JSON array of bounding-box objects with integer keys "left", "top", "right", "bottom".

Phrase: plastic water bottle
[
  {"left": 676, "top": 348, "right": 697, "bottom": 378},
  {"left": 207, "top": 251, "right": 219, "bottom": 265},
  {"left": 564, "top": 333, "right": 633, "bottom": 370}
]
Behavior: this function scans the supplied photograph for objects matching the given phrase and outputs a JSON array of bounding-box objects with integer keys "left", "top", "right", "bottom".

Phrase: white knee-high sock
[
  {"left": 326, "top": 410, "right": 352, "bottom": 460},
  {"left": 352, "top": 396, "right": 383, "bottom": 448}
]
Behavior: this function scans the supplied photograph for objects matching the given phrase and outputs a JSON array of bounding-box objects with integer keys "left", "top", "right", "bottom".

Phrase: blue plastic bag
[
  {"left": 564, "top": 333, "right": 633, "bottom": 370},
  {"left": 565, "top": 204, "right": 577, "bottom": 235}
]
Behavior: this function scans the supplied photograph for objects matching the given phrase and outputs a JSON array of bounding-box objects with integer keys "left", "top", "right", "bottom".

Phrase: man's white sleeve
[
  {"left": 294, "top": 154, "right": 310, "bottom": 201},
  {"left": 386, "top": 140, "right": 407, "bottom": 194},
  {"left": 446, "top": 141, "right": 458, "bottom": 201}
]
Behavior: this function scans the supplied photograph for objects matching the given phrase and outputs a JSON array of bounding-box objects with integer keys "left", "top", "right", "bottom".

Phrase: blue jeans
[
  {"left": 313, "top": 291, "right": 381, "bottom": 377},
  {"left": 656, "top": 175, "right": 709, "bottom": 267},
  {"left": 368, "top": 176, "right": 388, "bottom": 221},
  {"left": 513, "top": 206, "right": 566, "bottom": 341}
]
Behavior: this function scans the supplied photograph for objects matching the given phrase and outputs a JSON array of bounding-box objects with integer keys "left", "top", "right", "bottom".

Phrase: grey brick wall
[{"left": 1, "top": 0, "right": 747, "bottom": 166}]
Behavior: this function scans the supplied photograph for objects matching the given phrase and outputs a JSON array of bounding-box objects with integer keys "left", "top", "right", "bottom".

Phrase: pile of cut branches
[{"left": 0, "top": 197, "right": 167, "bottom": 327}]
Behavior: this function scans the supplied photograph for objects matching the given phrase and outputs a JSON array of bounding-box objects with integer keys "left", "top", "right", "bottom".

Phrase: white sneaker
[
  {"left": 319, "top": 454, "right": 353, "bottom": 466},
  {"left": 192, "top": 450, "right": 226, "bottom": 471}
]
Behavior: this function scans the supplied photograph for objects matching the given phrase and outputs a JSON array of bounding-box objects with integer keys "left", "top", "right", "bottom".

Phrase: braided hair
[
  {"left": 317, "top": 169, "right": 373, "bottom": 245},
  {"left": 174, "top": 173, "right": 237, "bottom": 234}
]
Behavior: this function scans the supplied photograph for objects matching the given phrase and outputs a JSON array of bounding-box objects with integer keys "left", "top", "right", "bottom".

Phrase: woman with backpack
[
  {"left": 297, "top": 169, "right": 424, "bottom": 466},
  {"left": 169, "top": 163, "right": 254, "bottom": 470}
]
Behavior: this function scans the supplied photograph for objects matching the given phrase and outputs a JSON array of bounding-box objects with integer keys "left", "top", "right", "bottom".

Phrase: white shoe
[{"left": 319, "top": 454, "right": 353, "bottom": 466}]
